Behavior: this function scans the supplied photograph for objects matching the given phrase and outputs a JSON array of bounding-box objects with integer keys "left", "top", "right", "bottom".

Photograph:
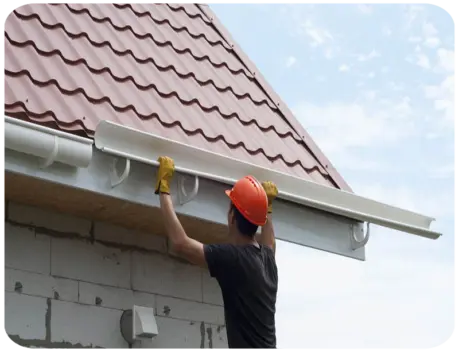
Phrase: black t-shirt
[{"left": 204, "top": 243, "right": 278, "bottom": 348}]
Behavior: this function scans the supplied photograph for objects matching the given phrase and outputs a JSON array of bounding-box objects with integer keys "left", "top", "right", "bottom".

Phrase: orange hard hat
[{"left": 225, "top": 175, "right": 268, "bottom": 226}]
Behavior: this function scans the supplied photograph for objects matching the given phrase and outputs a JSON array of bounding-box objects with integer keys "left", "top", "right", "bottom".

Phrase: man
[{"left": 155, "top": 156, "right": 278, "bottom": 348}]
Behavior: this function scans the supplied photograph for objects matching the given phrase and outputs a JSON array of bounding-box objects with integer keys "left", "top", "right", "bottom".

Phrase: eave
[{"left": 4, "top": 117, "right": 367, "bottom": 261}]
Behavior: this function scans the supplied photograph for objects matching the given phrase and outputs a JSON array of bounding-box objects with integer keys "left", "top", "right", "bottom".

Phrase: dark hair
[{"left": 230, "top": 204, "right": 258, "bottom": 238}]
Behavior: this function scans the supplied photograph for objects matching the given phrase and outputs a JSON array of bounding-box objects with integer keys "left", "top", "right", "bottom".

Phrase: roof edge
[{"left": 196, "top": 4, "right": 352, "bottom": 192}]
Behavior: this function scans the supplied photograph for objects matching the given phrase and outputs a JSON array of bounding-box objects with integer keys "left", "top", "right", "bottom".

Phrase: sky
[{"left": 210, "top": 3, "right": 454, "bottom": 348}]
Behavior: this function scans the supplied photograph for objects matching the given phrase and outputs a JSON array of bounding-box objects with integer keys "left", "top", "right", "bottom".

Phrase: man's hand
[
  {"left": 155, "top": 156, "right": 175, "bottom": 194},
  {"left": 262, "top": 181, "right": 278, "bottom": 214}
]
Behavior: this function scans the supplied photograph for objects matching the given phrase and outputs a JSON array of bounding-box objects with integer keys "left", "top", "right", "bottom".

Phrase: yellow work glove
[
  {"left": 155, "top": 156, "right": 175, "bottom": 194},
  {"left": 262, "top": 181, "right": 278, "bottom": 214}
]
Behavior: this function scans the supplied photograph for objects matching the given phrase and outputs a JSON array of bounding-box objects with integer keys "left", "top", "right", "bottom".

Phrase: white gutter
[
  {"left": 5, "top": 116, "right": 93, "bottom": 168},
  {"left": 94, "top": 120, "right": 441, "bottom": 240}
]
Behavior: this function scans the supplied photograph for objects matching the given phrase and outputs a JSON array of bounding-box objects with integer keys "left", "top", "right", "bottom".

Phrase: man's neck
[{"left": 232, "top": 233, "right": 258, "bottom": 247}]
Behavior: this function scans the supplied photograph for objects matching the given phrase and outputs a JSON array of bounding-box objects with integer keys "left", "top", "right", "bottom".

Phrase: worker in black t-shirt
[{"left": 155, "top": 156, "right": 278, "bottom": 348}]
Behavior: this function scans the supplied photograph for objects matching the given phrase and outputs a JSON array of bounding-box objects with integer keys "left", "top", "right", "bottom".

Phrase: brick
[
  {"left": 8, "top": 202, "right": 91, "bottom": 237},
  {"left": 5, "top": 223, "right": 50, "bottom": 275},
  {"left": 94, "top": 222, "right": 167, "bottom": 253},
  {"left": 5, "top": 292, "right": 48, "bottom": 340},
  {"left": 78, "top": 282, "right": 155, "bottom": 312},
  {"left": 5, "top": 269, "right": 78, "bottom": 302},
  {"left": 156, "top": 295, "right": 224, "bottom": 325},
  {"left": 209, "top": 324, "right": 228, "bottom": 348},
  {"left": 79, "top": 282, "right": 133, "bottom": 310},
  {"left": 51, "top": 237, "right": 130, "bottom": 288},
  {"left": 133, "top": 291, "right": 157, "bottom": 310},
  {"left": 132, "top": 251, "right": 202, "bottom": 301},
  {"left": 202, "top": 271, "right": 224, "bottom": 306},
  {"left": 51, "top": 300, "right": 127, "bottom": 348}
]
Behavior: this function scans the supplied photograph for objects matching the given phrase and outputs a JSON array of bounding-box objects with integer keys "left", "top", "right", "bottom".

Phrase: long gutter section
[
  {"left": 94, "top": 121, "right": 441, "bottom": 240},
  {"left": 5, "top": 116, "right": 93, "bottom": 168}
]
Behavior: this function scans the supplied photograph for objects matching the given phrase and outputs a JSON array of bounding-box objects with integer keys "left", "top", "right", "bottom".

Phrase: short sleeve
[{"left": 204, "top": 244, "right": 239, "bottom": 282}]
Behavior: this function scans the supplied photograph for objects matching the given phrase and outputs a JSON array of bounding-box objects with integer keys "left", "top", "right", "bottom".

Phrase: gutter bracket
[
  {"left": 110, "top": 157, "right": 131, "bottom": 188},
  {"left": 350, "top": 222, "right": 370, "bottom": 250},
  {"left": 39, "top": 135, "right": 59, "bottom": 169},
  {"left": 177, "top": 174, "right": 199, "bottom": 205}
]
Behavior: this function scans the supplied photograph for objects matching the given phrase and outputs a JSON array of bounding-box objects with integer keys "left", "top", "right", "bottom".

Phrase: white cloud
[
  {"left": 285, "top": 56, "right": 297, "bottom": 68},
  {"left": 382, "top": 25, "right": 392, "bottom": 36},
  {"left": 368, "top": 71, "right": 375, "bottom": 79},
  {"left": 276, "top": 5, "right": 339, "bottom": 61},
  {"left": 324, "top": 47, "right": 338, "bottom": 60},
  {"left": 424, "top": 49, "right": 457, "bottom": 129},
  {"left": 423, "top": 22, "right": 438, "bottom": 37},
  {"left": 292, "top": 97, "right": 416, "bottom": 160},
  {"left": 424, "top": 37, "right": 441, "bottom": 48},
  {"left": 388, "top": 81, "right": 404, "bottom": 91},
  {"left": 424, "top": 75, "right": 454, "bottom": 123},
  {"left": 408, "top": 36, "right": 422, "bottom": 42},
  {"left": 435, "top": 48, "right": 454, "bottom": 72},
  {"left": 300, "top": 20, "right": 333, "bottom": 47},
  {"left": 357, "top": 49, "right": 380, "bottom": 62},
  {"left": 406, "top": 49, "right": 435, "bottom": 70},
  {"left": 339, "top": 64, "right": 350, "bottom": 72},
  {"left": 357, "top": 4, "right": 372, "bottom": 14},
  {"left": 407, "top": 17, "right": 442, "bottom": 49},
  {"left": 416, "top": 53, "right": 431, "bottom": 69},
  {"left": 404, "top": 4, "right": 425, "bottom": 29},
  {"left": 278, "top": 5, "right": 336, "bottom": 57},
  {"left": 422, "top": 22, "right": 440, "bottom": 48}
]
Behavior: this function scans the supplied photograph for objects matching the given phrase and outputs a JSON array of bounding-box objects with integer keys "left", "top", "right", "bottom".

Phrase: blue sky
[{"left": 210, "top": 3, "right": 454, "bottom": 348}]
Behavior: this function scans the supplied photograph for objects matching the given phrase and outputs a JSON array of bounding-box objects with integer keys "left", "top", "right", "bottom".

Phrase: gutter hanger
[
  {"left": 94, "top": 121, "right": 441, "bottom": 240},
  {"left": 5, "top": 116, "right": 93, "bottom": 168}
]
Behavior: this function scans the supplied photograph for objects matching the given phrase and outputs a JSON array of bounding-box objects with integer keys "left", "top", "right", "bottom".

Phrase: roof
[{"left": 5, "top": 3, "right": 351, "bottom": 191}]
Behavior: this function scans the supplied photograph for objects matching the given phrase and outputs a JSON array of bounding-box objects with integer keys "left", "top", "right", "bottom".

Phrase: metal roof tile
[{"left": 5, "top": 3, "right": 347, "bottom": 189}]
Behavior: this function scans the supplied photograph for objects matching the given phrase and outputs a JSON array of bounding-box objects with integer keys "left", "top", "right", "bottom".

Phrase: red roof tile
[{"left": 5, "top": 3, "right": 351, "bottom": 190}]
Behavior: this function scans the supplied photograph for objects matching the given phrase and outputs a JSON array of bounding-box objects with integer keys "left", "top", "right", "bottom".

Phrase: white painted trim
[
  {"left": 94, "top": 120, "right": 441, "bottom": 240},
  {"left": 5, "top": 116, "right": 93, "bottom": 168},
  {"left": 5, "top": 148, "right": 365, "bottom": 261}
]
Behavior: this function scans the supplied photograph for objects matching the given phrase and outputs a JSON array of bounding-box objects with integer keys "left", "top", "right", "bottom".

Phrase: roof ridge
[{"left": 195, "top": 4, "right": 352, "bottom": 192}]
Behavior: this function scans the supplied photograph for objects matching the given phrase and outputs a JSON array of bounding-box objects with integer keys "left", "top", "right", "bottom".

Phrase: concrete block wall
[{"left": 4, "top": 201, "right": 227, "bottom": 348}]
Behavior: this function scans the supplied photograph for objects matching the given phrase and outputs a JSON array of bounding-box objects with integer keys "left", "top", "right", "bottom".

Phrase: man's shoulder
[
  {"left": 204, "top": 243, "right": 239, "bottom": 254},
  {"left": 204, "top": 243, "right": 274, "bottom": 260}
]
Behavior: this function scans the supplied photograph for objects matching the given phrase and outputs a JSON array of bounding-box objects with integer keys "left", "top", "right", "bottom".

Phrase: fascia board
[
  {"left": 94, "top": 121, "right": 441, "bottom": 240},
  {"left": 5, "top": 116, "right": 93, "bottom": 168},
  {"left": 5, "top": 148, "right": 365, "bottom": 260}
]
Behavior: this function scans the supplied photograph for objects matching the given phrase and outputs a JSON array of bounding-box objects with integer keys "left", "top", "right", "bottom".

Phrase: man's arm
[
  {"left": 258, "top": 213, "right": 276, "bottom": 253},
  {"left": 257, "top": 181, "right": 278, "bottom": 254},
  {"left": 155, "top": 156, "right": 207, "bottom": 267},
  {"left": 159, "top": 193, "right": 207, "bottom": 267}
]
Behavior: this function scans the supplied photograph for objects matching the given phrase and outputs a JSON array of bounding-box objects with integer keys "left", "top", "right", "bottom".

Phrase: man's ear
[{"left": 229, "top": 208, "right": 236, "bottom": 224}]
